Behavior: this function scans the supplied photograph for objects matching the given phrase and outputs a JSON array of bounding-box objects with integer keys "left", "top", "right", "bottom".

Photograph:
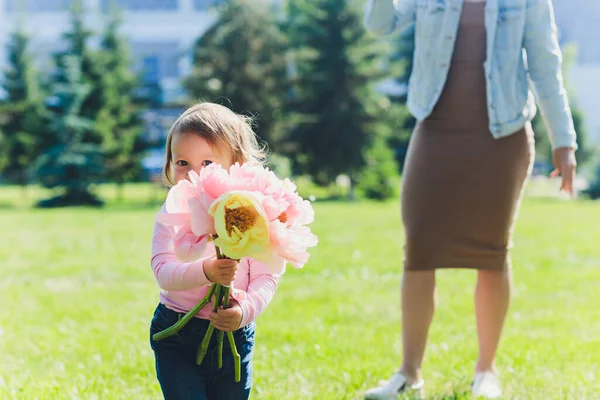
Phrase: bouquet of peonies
[{"left": 152, "top": 163, "right": 318, "bottom": 382}]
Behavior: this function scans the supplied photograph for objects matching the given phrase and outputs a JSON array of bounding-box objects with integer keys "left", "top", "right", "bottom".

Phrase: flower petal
[
  {"left": 189, "top": 197, "right": 216, "bottom": 236},
  {"left": 165, "top": 179, "right": 197, "bottom": 214},
  {"left": 269, "top": 221, "right": 318, "bottom": 269},
  {"left": 156, "top": 212, "right": 191, "bottom": 227},
  {"left": 210, "top": 190, "right": 271, "bottom": 260},
  {"left": 173, "top": 231, "right": 209, "bottom": 261}
]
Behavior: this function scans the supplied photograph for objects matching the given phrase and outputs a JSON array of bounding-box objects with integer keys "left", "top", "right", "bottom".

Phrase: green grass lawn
[{"left": 0, "top": 190, "right": 599, "bottom": 399}]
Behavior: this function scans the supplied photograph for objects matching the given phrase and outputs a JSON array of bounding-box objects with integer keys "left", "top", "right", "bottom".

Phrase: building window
[
  {"left": 142, "top": 56, "right": 160, "bottom": 84},
  {"left": 100, "top": 0, "right": 178, "bottom": 12},
  {"left": 193, "top": 0, "right": 222, "bottom": 10},
  {"left": 5, "top": 0, "right": 70, "bottom": 12},
  {"left": 132, "top": 41, "right": 180, "bottom": 82}
]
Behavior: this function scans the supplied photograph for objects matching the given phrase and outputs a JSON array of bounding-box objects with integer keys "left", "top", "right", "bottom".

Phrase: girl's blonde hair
[{"left": 162, "top": 102, "right": 267, "bottom": 187}]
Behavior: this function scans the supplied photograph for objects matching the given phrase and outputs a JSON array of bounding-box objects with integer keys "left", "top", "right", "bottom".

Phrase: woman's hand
[
  {"left": 209, "top": 303, "right": 243, "bottom": 332},
  {"left": 550, "top": 147, "right": 577, "bottom": 196}
]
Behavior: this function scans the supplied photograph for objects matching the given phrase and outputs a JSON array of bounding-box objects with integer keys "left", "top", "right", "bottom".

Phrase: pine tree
[
  {"left": 185, "top": 0, "right": 289, "bottom": 148},
  {"left": 0, "top": 29, "right": 48, "bottom": 188},
  {"left": 34, "top": 56, "right": 105, "bottom": 207},
  {"left": 286, "top": 0, "right": 392, "bottom": 186},
  {"left": 54, "top": 0, "right": 104, "bottom": 143},
  {"left": 96, "top": 3, "right": 146, "bottom": 200}
]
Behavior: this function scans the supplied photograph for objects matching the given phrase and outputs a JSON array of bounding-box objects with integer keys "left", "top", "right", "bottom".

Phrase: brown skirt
[
  {"left": 401, "top": 121, "right": 534, "bottom": 271},
  {"left": 401, "top": 2, "right": 534, "bottom": 271}
]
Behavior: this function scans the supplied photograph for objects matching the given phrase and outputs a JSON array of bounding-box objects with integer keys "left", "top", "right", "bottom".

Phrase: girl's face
[{"left": 171, "top": 132, "right": 233, "bottom": 184}]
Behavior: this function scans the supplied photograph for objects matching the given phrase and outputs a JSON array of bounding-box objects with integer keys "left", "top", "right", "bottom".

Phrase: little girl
[{"left": 150, "top": 103, "right": 279, "bottom": 399}]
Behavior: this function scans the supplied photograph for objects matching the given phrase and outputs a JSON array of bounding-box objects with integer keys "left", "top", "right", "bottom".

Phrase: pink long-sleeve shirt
[{"left": 151, "top": 205, "right": 280, "bottom": 328}]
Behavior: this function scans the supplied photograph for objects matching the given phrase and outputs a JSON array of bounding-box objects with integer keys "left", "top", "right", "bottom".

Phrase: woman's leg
[
  {"left": 399, "top": 270, "right": 436, "bottom": 383},
  {"left": 474, "top": 268, "right": 512, "bottom": 372}
]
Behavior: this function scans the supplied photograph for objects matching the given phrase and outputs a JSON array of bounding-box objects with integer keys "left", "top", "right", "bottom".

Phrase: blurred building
[
  {"left": 0, "top": 0, "right": 224, "bottom": 104},
  {"left": 0, "top": 0, "right": 229, "bottom": 177},
  {"left": 0, "top": 0, "right": 598, "bottom": 145},
  {"left": 553, "top": 0, "right": 600, "bottom": 146}
]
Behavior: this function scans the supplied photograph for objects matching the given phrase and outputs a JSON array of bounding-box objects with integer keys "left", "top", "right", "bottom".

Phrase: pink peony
[
  {"left": 195, "top": 164, "right": 235, "bottom": 201},
  {"left": 156, "top": 162, "right": 318, "bottom": 270},
  {"left": 156, "top": 173, "right": 212, "bottom": 261},
  {"left": 269, "top": 220, "right": 318, "bottom": 269},
  {"left": 172, "top": 230, "right": 209, "bottom": 261}
]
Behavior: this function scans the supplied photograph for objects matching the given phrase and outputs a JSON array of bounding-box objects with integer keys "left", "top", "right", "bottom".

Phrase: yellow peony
[{"left": 209, "top": 191, "right": 271, "bottom": 261}]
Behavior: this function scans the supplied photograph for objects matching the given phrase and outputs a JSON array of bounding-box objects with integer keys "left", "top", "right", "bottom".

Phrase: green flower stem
[
  {"left": 195, "top": 284, "right": 224, "bottom": 366},
  {"left": 152, "top": 284, "right": 217, "bottom": 342},
  {"left": 227, "top": 331, "right": 241, "bottom": 383},
  {"left": 216, "top": 285, "right": 232, "bottom": 369},
  {"left": 198, "top": 243, "right": 240, "bottom": 379},
  {"left": 196, "top": 323, "right": 215, "bottom": 365},
  {"left": 214, "top": 243, "right": 239, "bottom": 263},
  {"left": 217, "top": 331, "right": 224, "bottom": 368},
  {"left": 213, "top": 284, "right": 222, "bottom": 312},
  {"left": 222, "top": 285, "right": 241, "bottom": 378},
  {"left": 222, "top": 286, "right": 231, "bottom": 308},
  {"left": 215, "top": 244, "right": 224, "bottom": 259}
]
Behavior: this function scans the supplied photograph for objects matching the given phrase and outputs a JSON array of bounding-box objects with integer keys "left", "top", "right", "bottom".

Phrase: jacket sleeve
[
  {"left": 364, "top": 0, "right": 416, "bottom": 35},
  {"left": 524, "top": 0, "right": 577, "bottom": 149}
]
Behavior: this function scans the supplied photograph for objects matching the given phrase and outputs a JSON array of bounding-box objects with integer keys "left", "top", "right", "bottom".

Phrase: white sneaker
[
  {"left": 364, "top": 372, "right": 425, "bottom": 399},
  {"left": 472, "top": 371, "right": 502, "bottom": 398}
]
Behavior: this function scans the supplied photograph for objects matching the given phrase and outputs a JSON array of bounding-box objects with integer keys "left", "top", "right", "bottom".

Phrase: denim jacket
[{"left": 365, "top": 0, "right": 577, "bottom": 149}]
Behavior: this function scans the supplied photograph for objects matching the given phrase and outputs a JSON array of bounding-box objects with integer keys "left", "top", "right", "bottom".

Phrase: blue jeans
[{"left": 150, "top": 303, "right": 255, "bottom": 400}]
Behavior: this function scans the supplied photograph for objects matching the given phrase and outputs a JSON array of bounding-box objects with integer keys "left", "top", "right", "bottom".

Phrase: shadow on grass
[{"left": 415, "top": 389, "right": 471, "bottom": 400}]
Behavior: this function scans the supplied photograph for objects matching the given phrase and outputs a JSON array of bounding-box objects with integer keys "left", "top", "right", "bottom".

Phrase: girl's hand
[
  {"left": 209, "top": 303, "right": 243, "bottom": 332},
  {"left": 550, "top": 147, "right": 577, "bottom": 196},
  {"left": 203, "top": 257, "right": 238, "bottom": 285}
]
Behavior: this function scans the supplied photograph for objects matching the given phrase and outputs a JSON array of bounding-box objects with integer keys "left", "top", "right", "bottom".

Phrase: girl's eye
[
  {"left": 201, "top": 160, "right": 213, "bottom": 167},
  {"left": 176, "top": 160, "right": 189, "bottom": 167}
]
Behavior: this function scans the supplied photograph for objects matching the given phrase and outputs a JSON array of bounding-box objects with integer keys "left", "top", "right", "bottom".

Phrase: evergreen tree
[
  {"left": 35, "top": 56, "right": 104, "bottom": 207},
  {"left": 185, "top": 0, "right": 289, "bottom": 148},
  {"left": 0, "top": 29, "right": 48, "bottom": 187},
  {"left": 96, "top": 3, "right": 147, "bottom": 199},
  {"left": 54, "top": 0, "right": 104, "bottom": 143},
  {"left": 286, "top": 0, "right": 392, "bottom": 186}
]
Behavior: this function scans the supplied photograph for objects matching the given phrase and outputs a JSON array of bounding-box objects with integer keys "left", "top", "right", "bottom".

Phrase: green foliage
[
  {"left": 34, "top": 56, "right": 104, "bottom": 207},
  {"left": 390, "top": 27, "right": 415, "bottom": 93},
  {"left": 185, "top": 0, "right": 288, "bottom": 148},
  {"left": 267, "top": 153, "right": 293, "bottom": 179},
  {"left": 582, "top": 159, "right": 600, "bottom": 199},
  {"left": 286, "top": 0, "right": 392, "bottom": 185},
  {"left": 96, "top": 3, "right": 147, "bottom": 191},
  {"left": 53, "top": 0, "right": 104, "bottom": 144},
  {"left": 0, "top": 29, "right": 48, "bottom": 185},
  {"left": 357, "top": 135, "right": 399, "bottom": 200}
]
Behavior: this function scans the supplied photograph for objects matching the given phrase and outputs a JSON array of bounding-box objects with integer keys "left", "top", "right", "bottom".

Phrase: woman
[{"left": 364, "top": 0, "right": 577, "bottom": 398}]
